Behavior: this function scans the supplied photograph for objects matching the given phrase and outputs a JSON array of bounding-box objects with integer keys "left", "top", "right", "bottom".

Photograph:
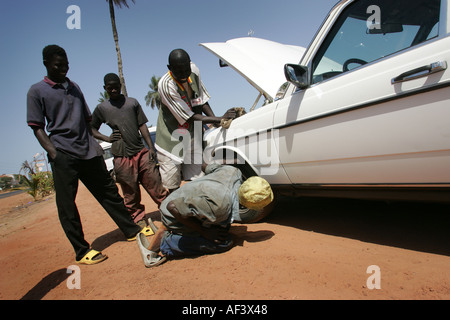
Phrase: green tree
[
  {"left": 0, "top": 176, "right": 12, "bottom": 190},
  {"left": 144, "top": 75, "right": 162, "bottom": 109},
  {"left": 106, "top": 0, "right": 135, "bottom": 97}
]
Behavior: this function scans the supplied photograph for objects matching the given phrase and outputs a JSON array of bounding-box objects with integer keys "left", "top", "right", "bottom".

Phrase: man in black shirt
[{"left": 91, "top": 73, "right": 168, "bottom": 229}]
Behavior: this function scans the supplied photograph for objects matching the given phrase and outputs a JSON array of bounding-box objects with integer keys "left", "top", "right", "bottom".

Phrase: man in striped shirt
[{"left": 156, "top": 49, "right": 236, "bottom": 193}]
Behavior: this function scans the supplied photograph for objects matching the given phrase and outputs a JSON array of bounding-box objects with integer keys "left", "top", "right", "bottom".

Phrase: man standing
[
  {"left": 91, "top": 73, "right": 168, "bottom": 229},
  {"left": 156, "top": 49, "right": 236, "bottom": 193},
  {"left": 26, "top": 45, "right": 144, "bottom": 265}
]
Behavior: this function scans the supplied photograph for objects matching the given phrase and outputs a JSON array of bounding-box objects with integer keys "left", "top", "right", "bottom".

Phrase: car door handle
[{"left": 391, "top": 61, "right": 447, "bottom": 84}]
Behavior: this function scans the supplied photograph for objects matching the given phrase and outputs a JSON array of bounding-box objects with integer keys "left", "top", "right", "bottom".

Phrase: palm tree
[
  {"left": 20, "top": 160, "right": 36, "bottom": 178},
  {"left": 144, "top": 75, "right": 162, "bottom": 109},
  {"left": 98, "top": 90, "right": 110, "bottom": 103},
  {"left": 106, "top": 0, "right": 135, "bottom": 97}
]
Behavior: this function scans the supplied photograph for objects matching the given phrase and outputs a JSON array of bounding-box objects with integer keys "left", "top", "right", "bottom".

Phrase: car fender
[{"left": 207, "top": 145, "right": 258, "bottom": 179}]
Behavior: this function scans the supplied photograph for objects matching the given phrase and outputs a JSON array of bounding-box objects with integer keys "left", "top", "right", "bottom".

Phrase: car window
[{"left": 311, "top": 0, "right": 441, "bottom": 84}]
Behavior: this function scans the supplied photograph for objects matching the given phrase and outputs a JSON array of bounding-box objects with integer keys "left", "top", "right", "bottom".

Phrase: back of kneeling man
[{"left": 136, "top": 163, "right": 273, "bottom": 267}]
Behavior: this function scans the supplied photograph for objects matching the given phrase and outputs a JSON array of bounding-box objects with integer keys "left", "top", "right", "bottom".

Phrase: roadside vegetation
[{"left": 14, "top": 160, "right": 54, "bottom": 201}]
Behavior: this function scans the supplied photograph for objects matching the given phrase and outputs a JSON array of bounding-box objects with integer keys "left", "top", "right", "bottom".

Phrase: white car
[
  {"left": 202, "top": 0, "right": 450, "bottom": 222},
  {"left": 100, "top": 140, "right": 114, "bottom": 173}
]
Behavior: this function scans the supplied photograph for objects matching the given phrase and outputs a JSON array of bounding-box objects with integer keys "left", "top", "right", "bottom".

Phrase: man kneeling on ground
[{"left": 136, "top": 163, "right": 273, "bottom": 267}]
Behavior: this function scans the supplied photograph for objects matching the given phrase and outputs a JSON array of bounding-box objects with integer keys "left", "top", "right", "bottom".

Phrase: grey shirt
[
  {"left": 160, "top": 164, "right": 242, "bottom": 235},
  {"left": 91, "top": 96, "right": 148, "bottom": 157}
]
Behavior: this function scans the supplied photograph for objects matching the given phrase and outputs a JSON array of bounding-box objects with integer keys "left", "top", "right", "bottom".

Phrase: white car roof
[{"left": 200, "top": 37, "right": 305, "bottom": 101}]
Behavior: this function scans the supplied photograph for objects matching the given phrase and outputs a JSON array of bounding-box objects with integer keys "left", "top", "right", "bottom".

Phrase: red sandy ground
[{"left": 0, "top": 184, "right": 449, "bottom": 300}]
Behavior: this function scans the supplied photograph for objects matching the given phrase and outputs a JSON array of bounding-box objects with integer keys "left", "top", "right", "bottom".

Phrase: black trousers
[{"left": 50, "top": 150, "right": 141, "bottom": 260}]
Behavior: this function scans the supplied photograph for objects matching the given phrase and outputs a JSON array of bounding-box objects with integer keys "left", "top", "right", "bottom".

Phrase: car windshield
[{"left": 311, "top": 0, "right": 440, "bottom": 83}]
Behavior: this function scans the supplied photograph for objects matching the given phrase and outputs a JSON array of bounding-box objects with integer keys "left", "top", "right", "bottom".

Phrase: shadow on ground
[
  {"left": 264, "top": 196, "right": 450, "bottom": 256},
  {"left": 20, "top": 268, "right": 70, "bottom": 300}
]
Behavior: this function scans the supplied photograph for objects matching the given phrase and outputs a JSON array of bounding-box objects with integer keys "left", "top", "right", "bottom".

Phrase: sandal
[
  {"left": 136, "top": 232, "right": 167, "bottom": 268},
  {"left": 127, "top": 225, "right": 155, "bottom": 242},
  {"left": 76, "top": 249, "right": 108, "bottom": 265}
]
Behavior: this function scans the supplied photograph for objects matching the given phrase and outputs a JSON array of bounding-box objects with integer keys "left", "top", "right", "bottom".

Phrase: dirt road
[{"left": 0, "top": 183, "right": 449, "bottom": 301}]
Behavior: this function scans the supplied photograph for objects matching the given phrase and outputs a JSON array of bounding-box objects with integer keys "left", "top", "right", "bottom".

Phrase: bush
[
  {"left": 36, "top": 172, "right": 54, "bottom": 197},
  {"left": 0, "top": 176, "right": 12, "bottom": 190},
  {"left": 24, "top": 172, "right": 54, "bottom": 200}
]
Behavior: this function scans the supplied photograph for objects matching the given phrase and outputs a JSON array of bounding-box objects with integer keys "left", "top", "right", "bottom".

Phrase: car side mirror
[{"left": 284, "top": 64, "right": 309, "bottom": 89}]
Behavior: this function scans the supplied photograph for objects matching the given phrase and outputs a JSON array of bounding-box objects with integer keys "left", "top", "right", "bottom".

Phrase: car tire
[{"left": 236, "top": 194, "right": 276, "bottom": 224}]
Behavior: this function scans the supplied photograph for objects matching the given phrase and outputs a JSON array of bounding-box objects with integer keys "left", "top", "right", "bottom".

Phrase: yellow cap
[{"left": 239, "top": 176, "right": 274, "bottom": 210}]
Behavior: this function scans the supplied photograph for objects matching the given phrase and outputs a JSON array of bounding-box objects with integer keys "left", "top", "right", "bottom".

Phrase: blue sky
[{"left": 0, "top": 0, "right": 338, "bottom": 175}]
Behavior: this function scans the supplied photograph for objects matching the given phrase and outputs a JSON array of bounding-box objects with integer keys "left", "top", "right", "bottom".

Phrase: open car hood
[{"left": 200, "top": 37, "right": 306, "bottom": 102}]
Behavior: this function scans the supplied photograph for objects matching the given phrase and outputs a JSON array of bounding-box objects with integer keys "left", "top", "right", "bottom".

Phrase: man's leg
[
  {"left": 147, "top": 224, "right": 168, "bottom": 253},
  {"left": 138, "top": 148, "right": 169, "bottom": 207},
  {"left": 114, "top": 156, "right": 146, "bottom": 224},
  {"left": 159, "top": 232, "right": 233, "bottom": 258},
  {"left": 79, "top": 156, "right": 141, "bottom": 239},
  {"left": 157, "top": 152, "right": 182, "bottom": 193},
  {"left": 50, "top": 151, "right": 90, "bottom": 261}
]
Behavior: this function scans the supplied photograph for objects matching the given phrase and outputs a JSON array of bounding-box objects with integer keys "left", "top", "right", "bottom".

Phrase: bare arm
[
  {"left": 139, "top": 124, "right": 156, "bottom": 160},
  {"left": 189, "top": 113, "right": 223, "bottom": 124},
  {"left": 91, "top": 125, "right": 121, "bottom": 143},
  {"left": 188, "top": 105, "right": 237, "bottom": 125},
  {"left": 202, "top": 102, "right": 216, "bottom": 117},
  {"left": 91, "top": 126, "right": 109, "bottom": 142}
]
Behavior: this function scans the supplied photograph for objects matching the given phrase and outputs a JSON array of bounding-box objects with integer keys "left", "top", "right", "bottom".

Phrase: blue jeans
[{"left": 160, "top": 231, "right": 233, "bottom": 258}]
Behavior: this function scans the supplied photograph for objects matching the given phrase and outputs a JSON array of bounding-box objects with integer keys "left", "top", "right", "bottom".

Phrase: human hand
[
  {"left": 222, "top": 108, "right": 237, "bottom": 120},
  {"left": 109, "top": 130, "right": 122, "bottom": 143},
  {"left": 48, "top": 148, "right": 58, "bottom": 161},
  {"left": 148, "top": 148, "right": 157, "bottom": 162}
]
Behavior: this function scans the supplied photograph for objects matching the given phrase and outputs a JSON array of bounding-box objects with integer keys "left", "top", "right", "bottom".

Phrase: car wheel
[{"left": 236, "top": 193, "right": 276, "bottom": 224}]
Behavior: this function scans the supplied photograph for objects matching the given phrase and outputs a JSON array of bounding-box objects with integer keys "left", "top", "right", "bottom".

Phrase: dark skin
[
  {"left": 33, "top": 53, "right": 106, "bottom": 261},
  {"left": 167, "top": 51, "right": 237, "bottom": 125},
  {"left": 33, "top": 54, "right": 70, "bottom": 160},
  {"left": 46, "top": 54, "right": 69, "bottom": 84},
  {"left": 162, "top": 51, "right": 236, "bottom": 195},
  {"left": 90, "top": 80, "right": 157, "bottom": 160}
]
